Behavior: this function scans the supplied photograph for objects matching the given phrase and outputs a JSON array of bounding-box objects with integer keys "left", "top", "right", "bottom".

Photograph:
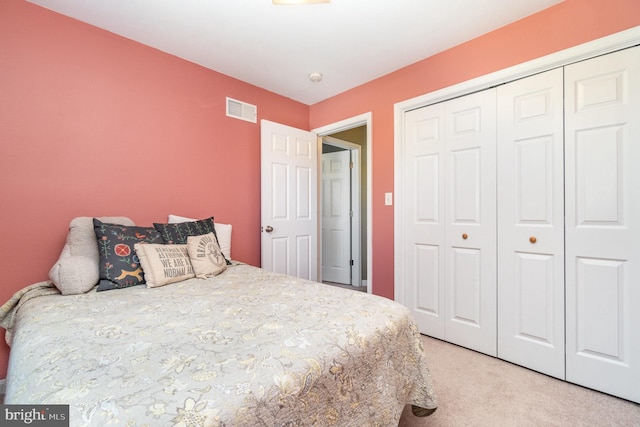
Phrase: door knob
[
  {"left": 462, "top": 233, "right": 468, "bottom": 240},
  {"left": 529, "top": 236, "right": 537, "bottom": 243},
  {"left": 265, "top": 226, "right": 274, "bottom": 233}
]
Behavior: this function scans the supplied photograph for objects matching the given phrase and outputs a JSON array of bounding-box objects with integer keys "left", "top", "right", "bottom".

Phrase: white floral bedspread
[{"left": 4, "top": 263, "right": 437, "bottom": 426}]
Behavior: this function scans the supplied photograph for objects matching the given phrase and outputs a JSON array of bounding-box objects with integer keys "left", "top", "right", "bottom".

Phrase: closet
[
  {"left": 402, "top": 88, "right": 497, "bottom": 357},
  {"left": 398, "top": 45, "right": 640, "bottom": 403},
  {"left": 496, "top": 67, "right": 565, "bottom": 380}
]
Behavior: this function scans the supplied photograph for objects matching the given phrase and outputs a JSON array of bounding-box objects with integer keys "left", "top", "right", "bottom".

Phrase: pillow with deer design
[{"left": 93, "top": 219, "right": 162, "bottom": 291}]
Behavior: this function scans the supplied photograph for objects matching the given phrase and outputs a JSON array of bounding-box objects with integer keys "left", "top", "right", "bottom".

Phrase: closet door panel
[
  {"left": 497, "top": 68, "right": 565, "bottom": 379},
  {"left": 565, "top": 45, "right": 640, "bottom": 404},
  {"left": 451, "top": 148, "right": 481, "bottom": 221},
  {"left": 575, "top": 126, "right": 623, "bottom": 225},
  {"left": 450, "top": 247, "right": 481, "bottom": 325},
  {"left": 414, "top": 244, "right": 440, "bottom": 316},
  {"left": 403, "top": 105, "right": 446, "bottom": 338},
  {"left": 575, "top": 258, "right": 626, "bottom": 357},
  {"left": 445, "top": 88, "right": 497, "bottom": 356}
]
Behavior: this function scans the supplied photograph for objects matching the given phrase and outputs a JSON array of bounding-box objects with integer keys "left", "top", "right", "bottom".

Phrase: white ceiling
[{"left": 28, "top": 0, "right": 564, "bottom": 105}]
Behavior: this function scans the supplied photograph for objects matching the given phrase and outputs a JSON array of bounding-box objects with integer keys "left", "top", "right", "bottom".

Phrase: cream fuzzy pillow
[{"left": 49, "top": 216, "right": 135, "bottom": 295}]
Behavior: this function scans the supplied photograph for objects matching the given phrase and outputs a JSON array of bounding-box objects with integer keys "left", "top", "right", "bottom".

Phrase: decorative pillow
[
  {"left": 187, "top": 233, "right": 227, "bottom": 278},
  {"left": 168, "top": 214, "right": 232, "bottom": 261},
  {"left": 134, "top": 243, "right": 195, "bottom": 288},
  {"left": 154, "top": 216, "right": 215, "bottom": 244},
  {"left": 49, "top": 216, "right": 135, "bottom": 295},
  {"left": 93, "top": 219, "right": 162, "bottom": 291},
  {"left": 155, "top": 216, "right": 231, "bottom": 265}
]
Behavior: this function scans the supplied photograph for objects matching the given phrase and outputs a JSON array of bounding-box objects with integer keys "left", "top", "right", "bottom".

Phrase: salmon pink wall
[
  {"left": 309, "top": 0, "right": 640, "bottom": 300},
  {"left": 0, "top": 0, "right": 308, "bottom": 377}
]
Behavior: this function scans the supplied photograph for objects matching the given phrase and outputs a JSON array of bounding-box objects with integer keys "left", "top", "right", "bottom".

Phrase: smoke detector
[{"left": 309, "top": 72, "right": 323, "bottom": 83}]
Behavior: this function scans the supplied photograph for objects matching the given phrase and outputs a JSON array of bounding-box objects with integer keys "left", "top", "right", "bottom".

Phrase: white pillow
[{"left": 167, "top": 215, "right": 232, "bottom": 260}]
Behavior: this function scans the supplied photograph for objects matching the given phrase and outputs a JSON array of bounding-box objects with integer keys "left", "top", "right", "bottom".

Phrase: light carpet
[{"left": 398, "top": 335, "right": 640, "bottom": 427}]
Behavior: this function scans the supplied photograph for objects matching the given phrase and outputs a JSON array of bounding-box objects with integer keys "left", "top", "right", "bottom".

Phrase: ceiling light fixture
[
  {"left": 309, "top": 72, "right": 323, "bottom": 83},
  {"left": 273, "top": 0, "right": 330, "bottom": 4}
]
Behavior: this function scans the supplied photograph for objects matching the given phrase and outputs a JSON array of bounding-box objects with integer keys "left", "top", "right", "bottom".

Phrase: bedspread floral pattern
[{"left": 5, "top": 264, "right": 437, "bottom": 426}]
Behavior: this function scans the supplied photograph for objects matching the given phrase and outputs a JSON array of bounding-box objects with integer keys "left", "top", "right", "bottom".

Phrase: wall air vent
[{"left": 226, "top": 97, "right": 257, "bottom": 123}]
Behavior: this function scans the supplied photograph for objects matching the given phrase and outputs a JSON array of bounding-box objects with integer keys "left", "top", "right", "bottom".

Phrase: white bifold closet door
[
  {"left": 402, "top": 88, "right": 497, "bottom": 356},
  {"left": 444, "top": 89, "right": 497, "bottom": 356},
  {"left": 564, "top": 45, "right": 640, "bottom": 404},
  {"left": 496, "top": 68, "right": 566, "bottom": 379},
  {"left": 403, "top": 102, "right": 447, "bottom": 339}
]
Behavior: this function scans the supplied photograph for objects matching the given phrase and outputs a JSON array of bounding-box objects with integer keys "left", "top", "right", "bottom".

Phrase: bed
[{"left": 0, "top": 216, "right": 437, "bottom": 426}]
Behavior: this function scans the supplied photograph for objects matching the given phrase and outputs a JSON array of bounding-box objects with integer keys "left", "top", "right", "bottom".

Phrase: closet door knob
[
  {"left": 265, "top": 226, "right": 274, "bottom": 233},
  {"left": 529, "top": 236, "right": 537, "bottom": 244},
  {"left": 462, "top": 233, "right": 468, "bottom": 240}
]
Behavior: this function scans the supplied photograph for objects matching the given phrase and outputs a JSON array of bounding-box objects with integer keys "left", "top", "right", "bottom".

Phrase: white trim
[
  {"left": 314, "top": 112, "right": 373, "bottom": 294},
  {"left": 394, "top": 26, "right": 640, "bottom": 305},
  {"left": 314, "top": 113, "right": 371, "bottom": 135}
]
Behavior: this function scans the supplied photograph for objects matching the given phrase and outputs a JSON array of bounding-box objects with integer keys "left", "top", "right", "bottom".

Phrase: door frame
[
  {"left": 393, "top": 26, "right": 640, "bottom": 305},
  {"left": 313, "top": 112, "right": 372, "bottom": 293},
  {"left": 321, "top": 136, "right": 362, "bottom": 287}
]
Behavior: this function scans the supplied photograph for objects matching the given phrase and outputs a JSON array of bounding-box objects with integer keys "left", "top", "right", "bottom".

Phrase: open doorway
[
  {"left": 320, "top": 125, "right": 368, "bottom": 292},
  {"left": 321, "top": 137, "right": 361, "bottom": 289}
]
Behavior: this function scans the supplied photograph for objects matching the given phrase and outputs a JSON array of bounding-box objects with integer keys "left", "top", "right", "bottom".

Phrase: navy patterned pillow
[
  {"left": 154, "top": 217, "right": 230, "bottom": 265},
  {"left": 93, "top": 218, "right": 162, "bottom": 291}
]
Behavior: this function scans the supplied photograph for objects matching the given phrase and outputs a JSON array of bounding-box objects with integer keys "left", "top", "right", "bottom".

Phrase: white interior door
[
  {"left": 261, "top": 120, "right": 318, "bottom": 281},
  {"left": 565, "top": 46, "right": 640, "bottom": 403},
  {"left": 321, "top": 150, "right": 352, "bottom": 284},
  {"left": 497, "top": 68, "right": 565, "bottom": 379},
  {"left": 444, "top": 88, "right": 497, "bottom": 356}
]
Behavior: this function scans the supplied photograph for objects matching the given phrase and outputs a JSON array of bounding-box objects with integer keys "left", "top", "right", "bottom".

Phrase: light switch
[{"left": 385, "top": 192, "right": 393, "bottom": 206}]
